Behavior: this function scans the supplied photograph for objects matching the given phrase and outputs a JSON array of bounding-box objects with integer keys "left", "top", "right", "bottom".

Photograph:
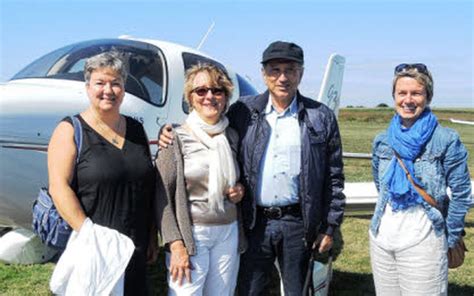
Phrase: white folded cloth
[{"left": 50, "top": 218, "right": 135, "bottom": 296}]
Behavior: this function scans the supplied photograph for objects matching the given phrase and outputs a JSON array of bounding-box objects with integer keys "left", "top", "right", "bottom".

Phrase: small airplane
[
  {"left": 0, "top": 36, "right": 366, "bottom": 229},
  {"left": 0, "top": 36, "right": 257, "bottom": 229},
  {"left": 0, "top": 36, "right": 260, "bottom": 263},
  {"left": 0, "top": 36, "right": 373, "bottom": 266}
]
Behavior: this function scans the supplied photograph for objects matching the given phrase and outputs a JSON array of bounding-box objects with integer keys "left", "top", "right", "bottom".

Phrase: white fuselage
[{"left": 0, "top": 37, "right": 246, "bottom": 228}]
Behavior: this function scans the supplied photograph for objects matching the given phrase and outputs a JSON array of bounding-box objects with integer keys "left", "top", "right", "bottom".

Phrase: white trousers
[
  {"left": 370, "top": 229, "right": 448, "bottom": 296},
  {"left": 167, "top": 221, "right": 239, "bottom": 296}
]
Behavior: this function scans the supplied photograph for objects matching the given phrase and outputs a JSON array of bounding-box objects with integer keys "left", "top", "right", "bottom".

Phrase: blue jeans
[{"left": 238, "top": 213, "right": 310, "bottom": 296}]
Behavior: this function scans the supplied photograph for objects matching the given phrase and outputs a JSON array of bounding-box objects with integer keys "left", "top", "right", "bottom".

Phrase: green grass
[
  {"left": 0, "top": 108, "right": 473, "bottom": 295},
  {"left": 0, "top": 263, "right": 54, "bottom": 295}
]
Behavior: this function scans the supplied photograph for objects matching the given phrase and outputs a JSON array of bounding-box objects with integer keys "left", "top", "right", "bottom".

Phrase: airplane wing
[
  {"left": 450, "top": 118, "right": 474, "bottom": 126},
  {"left": 343, "top": 152, "right": 371, "bottom": 159},
  {"left": 317, "top": 54, "right": 345, "bottom": 117}
]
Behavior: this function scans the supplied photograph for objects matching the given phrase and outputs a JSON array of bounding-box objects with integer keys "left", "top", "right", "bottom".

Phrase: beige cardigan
[{"left": 155, "top": 126, "right": 247, "bottom": 256}]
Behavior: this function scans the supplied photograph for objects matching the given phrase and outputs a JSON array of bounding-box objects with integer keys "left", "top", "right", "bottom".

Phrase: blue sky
[{"left": 1, "top": 0, "right": 472, "bottom": 107}]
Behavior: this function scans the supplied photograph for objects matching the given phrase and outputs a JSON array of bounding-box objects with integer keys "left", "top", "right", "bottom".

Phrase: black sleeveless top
[{"left": 65, "top": 115, "right": 155, "bottom": 295}]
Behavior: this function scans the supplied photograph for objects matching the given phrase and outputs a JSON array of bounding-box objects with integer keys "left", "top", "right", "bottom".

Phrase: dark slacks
[{"left": 238, "top": 212, "right": 311, "bottom": 296}]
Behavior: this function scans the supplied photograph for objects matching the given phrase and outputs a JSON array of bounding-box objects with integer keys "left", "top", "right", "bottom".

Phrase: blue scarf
[{"left": 382, "top": 109, "right": 438, "bottom": 211}]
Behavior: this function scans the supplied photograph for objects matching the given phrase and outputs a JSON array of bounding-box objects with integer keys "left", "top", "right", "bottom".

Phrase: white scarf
[{"left": 185, "top": 110, "right": 236, "bottom": 213}]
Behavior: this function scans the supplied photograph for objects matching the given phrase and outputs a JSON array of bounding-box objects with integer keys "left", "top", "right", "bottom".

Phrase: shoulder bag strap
[
  {"left": 394, "top": 152, "right": 438, "bottom": 208},
  {"left": 70, "top": 116, "right": 82, "bottom": 163}
]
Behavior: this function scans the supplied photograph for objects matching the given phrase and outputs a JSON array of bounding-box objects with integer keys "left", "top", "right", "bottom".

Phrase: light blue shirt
[{"left": 256, "top": 96, "right": 301, "bottom": 207}]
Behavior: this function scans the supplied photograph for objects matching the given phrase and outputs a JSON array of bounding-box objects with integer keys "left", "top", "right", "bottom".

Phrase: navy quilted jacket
[{"left": 227, "top": 90, "right": 345, "bottom": 245}]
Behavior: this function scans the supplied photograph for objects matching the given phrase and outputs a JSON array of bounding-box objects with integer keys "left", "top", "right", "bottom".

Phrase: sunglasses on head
[
  {"left": 192, "top": 87, "right": 225, "bottom": 97},
  {"left": 394, "top": 63, "right": 429, "bottom": 75}
]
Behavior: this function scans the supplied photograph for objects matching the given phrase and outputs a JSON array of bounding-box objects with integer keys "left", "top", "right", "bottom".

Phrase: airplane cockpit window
[
  {"left": 181, "top": 52, "right": 227, "bottom": 114},
  {"left": 67, "top": 60, "right": 86, "bottom": 74},
  {"left": 11, "top": 44, "right": 76, "bottom": 79},
  {"left": 11, "top": 39, "right": 167, "bottom": 107}
]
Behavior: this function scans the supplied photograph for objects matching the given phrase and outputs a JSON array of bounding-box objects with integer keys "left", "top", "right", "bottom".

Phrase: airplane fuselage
[{"left": 0, "top": 37, "right": 257, "bottom": 228}]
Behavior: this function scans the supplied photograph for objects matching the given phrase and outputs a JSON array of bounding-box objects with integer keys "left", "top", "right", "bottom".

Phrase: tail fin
[{"left": 317, "top": 54, "right": 345, "bottom": 117}]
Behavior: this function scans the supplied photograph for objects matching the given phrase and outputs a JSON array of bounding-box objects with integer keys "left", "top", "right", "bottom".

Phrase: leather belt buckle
[{"left": 265, "top": 206, "right": 283, "bottom": 219}]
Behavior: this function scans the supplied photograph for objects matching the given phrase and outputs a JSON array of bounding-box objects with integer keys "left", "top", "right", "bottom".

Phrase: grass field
[{"left": 0, "top": 108, "right": 473, "bottom": 295}]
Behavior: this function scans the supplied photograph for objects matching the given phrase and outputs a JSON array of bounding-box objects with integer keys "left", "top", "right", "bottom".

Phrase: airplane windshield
[
  {"left": 11, "top": 39, "right": 167, "bottom": 107},
  {"left": 12, "top": 44, "right": 76, "bottom": 80}
]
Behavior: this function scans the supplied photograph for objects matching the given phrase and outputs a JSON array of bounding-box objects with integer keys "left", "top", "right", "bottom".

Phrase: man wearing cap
[
  {"left": 227, "top": 41, "right": 345, "bottom": 295},
  {"left": 158, "top": 41, "right": 345, "bottom": 295}
]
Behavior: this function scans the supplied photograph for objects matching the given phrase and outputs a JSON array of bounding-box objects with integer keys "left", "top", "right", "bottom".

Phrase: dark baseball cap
[{"left": 261, "top": 41, "right": 304, "bottom": 64}]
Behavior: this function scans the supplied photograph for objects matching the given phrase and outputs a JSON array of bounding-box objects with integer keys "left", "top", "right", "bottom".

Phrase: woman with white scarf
[
  {"left": 156, "top": 63, "right": 246, "bottom": 295},
  {"left": 369, "top": 63, "right": 471, "bottom": 295}
]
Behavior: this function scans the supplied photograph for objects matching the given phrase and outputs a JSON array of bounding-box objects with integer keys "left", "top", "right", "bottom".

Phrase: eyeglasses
[
  {"left": 265, "top": 66, "right": 301, "bottom": 78},
  {"left": 394, "top": 63, "right": 429, "bottom": 75},
  {"left": 192, "top": 87, "right": 225, "bottom": 97}
]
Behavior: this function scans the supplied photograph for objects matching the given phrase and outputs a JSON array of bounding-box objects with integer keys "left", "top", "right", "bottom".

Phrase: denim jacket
[{"left": 370, "top": 124, "right": 472, "bottom": 248}]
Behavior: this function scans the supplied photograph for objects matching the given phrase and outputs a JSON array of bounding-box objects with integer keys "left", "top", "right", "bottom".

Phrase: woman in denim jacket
[{"left": 369, "top": 63, "right": 472, "bottom": 295}]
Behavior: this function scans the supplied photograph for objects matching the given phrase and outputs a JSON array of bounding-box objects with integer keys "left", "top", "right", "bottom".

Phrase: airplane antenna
[{"left": 197, "top": 21, "right": 215, "bottom": 50}]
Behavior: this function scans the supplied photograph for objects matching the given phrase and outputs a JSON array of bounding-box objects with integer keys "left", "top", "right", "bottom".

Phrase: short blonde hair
[
  {"left": 184, "top": 63, "right": 234, "bottom": 111},
  {"left": 392, "top": 67, "right": 434, "bottom": 103}
]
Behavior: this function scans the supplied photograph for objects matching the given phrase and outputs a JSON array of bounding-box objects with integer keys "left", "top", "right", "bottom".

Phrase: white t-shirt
[{"left": 371, "top": 203, "right": 433, "bottom": 251}]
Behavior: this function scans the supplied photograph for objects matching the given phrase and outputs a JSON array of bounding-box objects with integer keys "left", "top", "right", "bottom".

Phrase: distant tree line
[{"left": 345, "top": 103, "right": 389, "bottom": 108}]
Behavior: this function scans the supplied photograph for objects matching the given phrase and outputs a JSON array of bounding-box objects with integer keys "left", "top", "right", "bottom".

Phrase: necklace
[
  {"left": 111, "top": 120, "right": 121, "bottom": 144},
  {"left": 90, "top": 111, "right": 123, "bottom": 145}
]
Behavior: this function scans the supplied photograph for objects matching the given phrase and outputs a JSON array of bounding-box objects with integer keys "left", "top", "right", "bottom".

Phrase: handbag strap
[
  {"left": 70, "top": 116, "right": 82, "bottom": 163},
  {"left": 393, "top": 152, "right": 438, "bottom": 208}
]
